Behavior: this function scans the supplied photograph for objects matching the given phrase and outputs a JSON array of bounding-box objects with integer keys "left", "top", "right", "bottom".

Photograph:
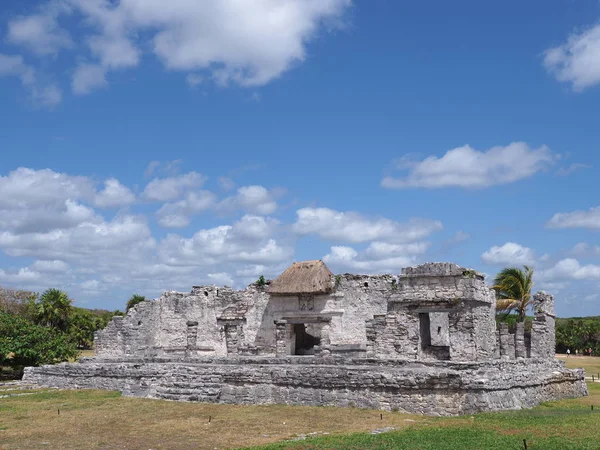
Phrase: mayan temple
[{"left": 24, "top": 261, "right": 587, "bottom": 416}]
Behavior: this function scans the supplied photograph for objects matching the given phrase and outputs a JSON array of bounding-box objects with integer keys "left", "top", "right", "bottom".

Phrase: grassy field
[
  {"left": 1, "top": 357, "right": 598, "bottom": 450},
  {"left": 559, "top": 354, "right": 600, "bottom": 377}
]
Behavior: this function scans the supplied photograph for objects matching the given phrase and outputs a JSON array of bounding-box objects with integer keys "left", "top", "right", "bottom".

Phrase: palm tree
[
  {"left": 493, "top": 265, "right": 534, "bottom": 322},
  {"left": 36, "top": 288, "right": 73, "bottom": 331}
]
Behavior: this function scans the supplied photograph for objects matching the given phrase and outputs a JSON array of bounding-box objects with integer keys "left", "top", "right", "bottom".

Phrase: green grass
[
  {"left": 1, "top": 358, "right": 599, "bottom": 449},
  {"left": 250, "top": 383, "right": 600, "bottom": 450}
]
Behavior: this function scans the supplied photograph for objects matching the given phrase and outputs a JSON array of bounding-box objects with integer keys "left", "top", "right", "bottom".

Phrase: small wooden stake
[
  {"left": 523, "top": 438, "right": 528, "bottom": 449},
  {"left": 208, "top": 416, "right": 212, "bottom": 423},
  {"left": 380, "top": 413, "right": 383, "bottom": 420},
  {"left": 592, "top": 405, "right": 594, "bottom": 411},
  {"left": 57, "top": 408, "right": 60, "bottom": 415}
]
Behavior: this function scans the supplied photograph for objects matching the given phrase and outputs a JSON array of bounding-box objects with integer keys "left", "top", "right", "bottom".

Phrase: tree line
[{"left": 0, "top": 286, "right": 145, "bottom": 378}]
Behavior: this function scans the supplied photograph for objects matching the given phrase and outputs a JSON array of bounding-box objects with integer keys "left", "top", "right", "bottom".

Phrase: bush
[{"left": 0, "top": 312, "right": 78, "bottom": 376}]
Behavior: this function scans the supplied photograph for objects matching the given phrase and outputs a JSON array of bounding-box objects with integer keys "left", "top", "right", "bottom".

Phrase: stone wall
[{"left": 23, "top": 356, "right": 588, "bottom": 416}]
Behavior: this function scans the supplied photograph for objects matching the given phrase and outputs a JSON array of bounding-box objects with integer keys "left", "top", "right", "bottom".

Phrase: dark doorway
[
  {"left": 419, "top": 313, "right": 450, "bottom": 360},
  {"left": 294, "top": 324, "right": 321, "bottom": 355}
]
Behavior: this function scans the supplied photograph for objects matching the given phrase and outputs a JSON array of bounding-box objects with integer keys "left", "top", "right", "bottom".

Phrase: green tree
[
  {"left": 36, "top": 288, "right": 72, "bottom": 331},
  {"left": 493, "top": 265, "right": 534, "bottom": 322},
  {"left": 68, "top": 308, "right": 100, "bottom": 349},
  {"left": 0, "top": 287, "right": 38, "bottom": 320},
  {"left": 126, "top": 294, "right": 146, "bottom": 312},
  {"left": 0, "top": 312, "right": 78, "bottom": 375}
]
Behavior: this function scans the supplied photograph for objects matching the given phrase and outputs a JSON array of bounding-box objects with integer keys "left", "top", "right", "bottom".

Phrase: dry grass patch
[
  {"left": 0, "top": 390, "right": 423, "bottom": 449},
  {"left": 558, "top": 355, "right": 600, "bottom": 378}
]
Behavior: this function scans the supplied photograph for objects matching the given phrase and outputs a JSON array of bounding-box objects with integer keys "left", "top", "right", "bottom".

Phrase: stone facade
[{"left": 23, "top": 262, "right": 588, "bottom": 416}]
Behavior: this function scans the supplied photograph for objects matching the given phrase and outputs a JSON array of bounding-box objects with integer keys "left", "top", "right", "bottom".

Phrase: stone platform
[{"left": 23, "top": 356, "right": 587, "bottom": 416}]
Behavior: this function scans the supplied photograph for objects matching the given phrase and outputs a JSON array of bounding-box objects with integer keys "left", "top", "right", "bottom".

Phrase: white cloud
[
  {"left": 481, "top": 242, "right": 536, "bottom": 266},
  {"left": 6, "top": 0, "right": 351, "bottom": 95},
  {"left": 156, "top": 191, "right": 216, "bottom": 228},
  {"left": 0, "top": 268, "right": 42, "bottom": 284},
  {"left": 8, "top": 13, "right": 73, "bottom": 56},
  {"left": 31, "top": 260, "right": 70, "bottom": 273},
  {"left": 158, "top": 215, "right": 291, "bottom": 267},
  {"left": 544, "top": 23, "right": 600, "bottom": 91},
  {"left": 94, "top": 178, "right": 136, "bottom": 208},
  {"left": 323, "top": 245, "right": 417, "bottom": 274},
  {"left": 80, "top": 279, "right": 102, "bottom": 293},
  {"left": 382, "top": 142, "right": 556, "bottom": 189},
  {"left": 539, "top": 258, "right": 600, "bottom": 281},
  {"left": 293, "top": 207, "right": 443, "bottom": 243},
  {"left": 142, "top": 172, "right": 207, "bottom": 202},
  {"left": 547, "top": 206, "right": 600, "bottom": 230},
  {"left": 0, "top": 215, "right": 156, "bottom": 261},
  {"left": 570, "top": 243, "right": 600, "bottom": 257},
  {"left": 207, "top": 272, "right": 234, "bottom": 287},
  {"left": 0, "top": 168, "right": 139, "bottom": 232},
  {"left": 218, "top": 185, "right": 279, "bottom": 215},
  {"left": 72, "top": 64, "right": 108, "bottom": 95},
  {"left": 556, "top": 163, "right": 591, "bottom": 176},
  {"left": 0, "top": 53, "right": 62, "bottom": 108}
]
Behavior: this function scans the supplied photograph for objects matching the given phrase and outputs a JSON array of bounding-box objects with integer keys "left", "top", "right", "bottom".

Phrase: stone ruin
[{"left": 24, "top": 261, "right": 588, "bottom": 416}]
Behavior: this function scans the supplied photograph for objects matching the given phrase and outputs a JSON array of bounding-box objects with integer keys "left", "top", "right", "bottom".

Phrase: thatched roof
[{"left": 268, "top": 260, "right": 334, "bottom": 296}]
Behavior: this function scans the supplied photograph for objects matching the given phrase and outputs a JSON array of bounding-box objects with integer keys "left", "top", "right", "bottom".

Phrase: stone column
[
  {"left": 275, "top": 321, "right": 289, "bottom": 357},
  {"left": 223, "top": 324, "right": 239, "bottom": 355},
  {"left": 530, "top": 292, "right": 556, "bottom": 359},
  {"left": 515, "top": 322, "right": 526, "bottom": 359},
  {"left": 186, "top": 321, "right": 198, "bottom": 356},
  {"left": 493, "top": 329, "right": 501, "bottom": 359},
  {"left": 499, "top": 323, "right": 515, "bottom": 360}
]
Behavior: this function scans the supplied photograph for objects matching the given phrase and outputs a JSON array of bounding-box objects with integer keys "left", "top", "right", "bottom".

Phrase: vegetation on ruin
[
  {"left": 1, "top": 359, "right": 599, "bottom": 449},
  {"left": 493, "top": 265, "right": 534, "bottom": 322},
  {"left": 126, "top": 293, "right": 147, "bottom": 312},
  {"left": 257, "top": 275, "right": 267, "bottom": 287}
]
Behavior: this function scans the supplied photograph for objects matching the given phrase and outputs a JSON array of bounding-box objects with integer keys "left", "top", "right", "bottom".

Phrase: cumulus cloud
[
  {"left": 293, "top": 207, "right": 443, "bottom": 243},
  {"left": 544, "top": 23, "right": 600, "bottom": 91},
  {"left": 156, "top": 191, "right": 216, "bottom": 228},
  {"left": 481, "top": 242, "right": 536, "bottom": 266},
  {"left": 570, "top": 242, "right": 600, "bottom": 257},
  {"left": 31, "top": 260, "right": 70, "bottom": 273},
  {"left": 382, "top": 142, "right": 556, "bottom": 189},
  {"left": 72, "top": 64, "right": 108, "bottom": 95},
  {"left": 0, "top": 168, "right": 138, "bottom": 232},
  {"left": 0, "top": 268, "right": 42, "bottom": 284},
  {"left": 6, "top": 0, "right": 351, "bottom": 95},
  {"left": 158, "top": 215, "right": 291, "bottom": 267},
  {"left": 323, "top": 244, "right": 422, "bottom": 274},
  {"left": 8, "top": 12, "right": 73, "bottom": 56},
  {"left": 547, "top": 206, "right": 600, "bottom": 230},
  {"left": 218, "top": 185, "right": 280, "bottom": 215},
  {"left": 142, "top": 172, "right": 207, "bottom": 202},
  {"left": 539, "top": 258, "right": 600, "bottom": 281},
  {"left": 94, "top": 178, "right": 136, "bottom": 208}
]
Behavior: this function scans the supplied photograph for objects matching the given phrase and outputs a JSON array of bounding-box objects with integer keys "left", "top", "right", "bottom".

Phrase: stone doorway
[{"left": 293, "top": 324, "right": 321, "bottom": 355}]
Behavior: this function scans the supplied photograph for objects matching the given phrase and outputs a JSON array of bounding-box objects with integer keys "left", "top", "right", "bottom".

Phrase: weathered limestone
[
  {"left": 23, "top": 357, "right": 587, "bottom": 417},
  {"left": 24, "top": 262, "right": 588, "bottom": 416},
  {"left": 531, "top": 292, "right": 556, "bottom": 359}
]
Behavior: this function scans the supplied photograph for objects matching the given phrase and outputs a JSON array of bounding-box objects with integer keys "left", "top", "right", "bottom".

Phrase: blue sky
[{"left": 0, "top": 0, "right": 599, "bottom": 316}]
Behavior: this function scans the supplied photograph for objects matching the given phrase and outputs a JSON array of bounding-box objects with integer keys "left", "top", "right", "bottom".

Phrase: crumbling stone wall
[
  {"left": 23, "top": 356, "right": 588, "bottom": 416},
  {"left": 366, "top": 263, "right": 497, "bottom": 362}
]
